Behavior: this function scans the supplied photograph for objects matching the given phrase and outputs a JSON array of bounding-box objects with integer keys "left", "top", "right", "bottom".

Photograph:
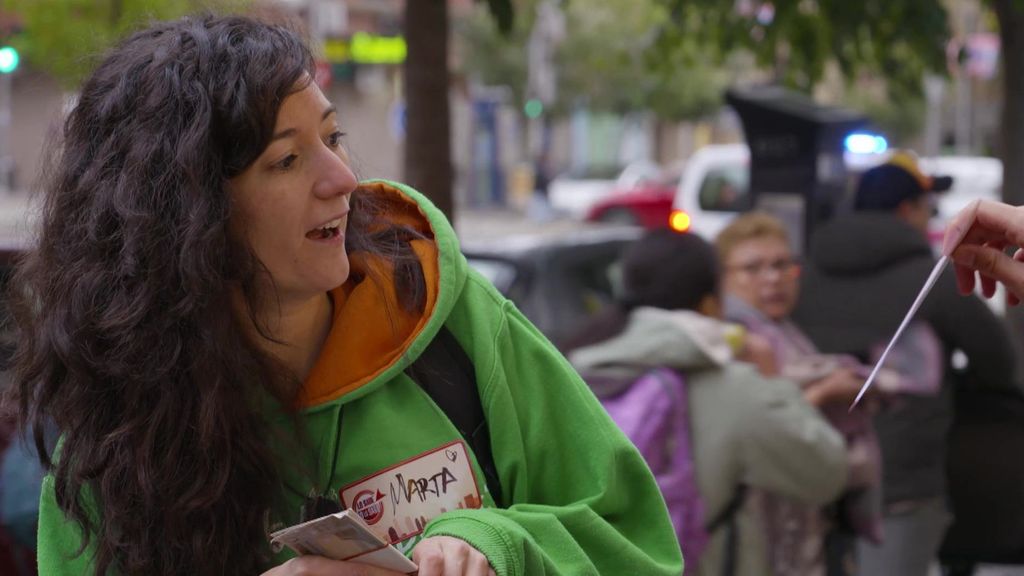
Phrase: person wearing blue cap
[
  {"left": 793, "top": 152, "right": 1018, "bottom": 576},
  {"left": 851, "top": 151, "right": 952, "bottom": 223}
]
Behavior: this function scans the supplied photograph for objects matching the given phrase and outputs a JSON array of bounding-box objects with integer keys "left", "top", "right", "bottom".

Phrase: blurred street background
[
  {"left": 0, "top": 0, "right": 1016, "bottom": 214},
  {"left": 2, "top": 1, "right": 1024, "bottom": 575}
]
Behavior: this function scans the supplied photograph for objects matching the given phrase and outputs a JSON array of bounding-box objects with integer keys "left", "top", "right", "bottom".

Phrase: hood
[
  {"left": 809, "top": 213, "right": 932, "bottom": 276},
  {"left": 568, "top": 307, "right": 737, "bottom": 382},
  {"left": 299, "top": 180, "right": 466, "bottom": 408}
]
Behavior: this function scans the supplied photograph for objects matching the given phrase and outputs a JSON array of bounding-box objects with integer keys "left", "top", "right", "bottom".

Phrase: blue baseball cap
[{"left": 855, "top": 151, "right": 953, "bottom": 211}]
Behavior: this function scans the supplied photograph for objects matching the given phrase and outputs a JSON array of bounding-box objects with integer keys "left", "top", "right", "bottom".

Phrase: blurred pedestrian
[
  {"left": 3, "top": 15, "right": 682, "bottom": 576},
  {"left": 794, "top": 153, "right": 1018, "bottom": 576},
  {"left": 565, "top": 229, "right": 847, "bottom": 576},
  {"left": 0, "top": 418, "right": 35, "bottom": 576},
  {"left": 717, "top": 213, "right": 885, "bottom": 576},
  {"left": 526, "top": 151, "right": 558, "bottom": 222}
]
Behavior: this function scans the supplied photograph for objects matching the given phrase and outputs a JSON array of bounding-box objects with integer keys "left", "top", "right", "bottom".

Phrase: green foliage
[
  {"left": 654, "top": 0, "right": 950, "bottom": 98},
  {"left": 556, "top": 0, "right": 663, "bottom": 114},
  {"left": 841, "top": 86, "right": 925, "bottom": 146},
  {"left": 477, "top": 0, "right": 514, "bottom": 34},
  {"left": 6, "top": 0, "right": 247, "bottom": 88},
  {"left": 458, "top": 0, "right": 731, "bottom": 121},
  {"left": 457, "top": 2, "right": 532, "bottom": 106}
]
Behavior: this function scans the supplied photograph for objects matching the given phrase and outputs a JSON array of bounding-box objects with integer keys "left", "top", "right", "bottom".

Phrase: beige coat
[{"left": 570, "top": 308, "right": 847, "bottom": 576}]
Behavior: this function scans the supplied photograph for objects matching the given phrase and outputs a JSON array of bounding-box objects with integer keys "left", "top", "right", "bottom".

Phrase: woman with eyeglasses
[
  {"left": 716, "top": 213, "right": 884, "bottom": 576},
  {"left": 562, "top": 228, "right": 847, "bottom": 576}
]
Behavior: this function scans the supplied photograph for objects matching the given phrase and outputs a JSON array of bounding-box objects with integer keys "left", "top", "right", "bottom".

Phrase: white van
[
  {"left": 921, "top": 155, "right": 1002, "bottom": 233},
  {"left": 669, "top": 144, "right": 751, "bottom": 240}
]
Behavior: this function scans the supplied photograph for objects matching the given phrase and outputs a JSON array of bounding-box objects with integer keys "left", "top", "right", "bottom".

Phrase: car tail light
[{"left": 669, "top": 209, "right": 691, "bottom": 233}]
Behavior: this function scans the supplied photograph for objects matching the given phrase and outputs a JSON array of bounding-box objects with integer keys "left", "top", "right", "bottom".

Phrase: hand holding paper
[
  {"left": 942, "top": 198, "right": 1024, "bottom": 306},
  {"left": 266, "top": 511, "right": 495, "bottom": 576},
  {"left": 260, "top": 556, "right": 407, "bottom": 576},
  {"left": 268, "top": 510, "right": 417, "bottom": 574},
  {"left": 853, "top": 199, "right": 1024, "bottom": 410}
]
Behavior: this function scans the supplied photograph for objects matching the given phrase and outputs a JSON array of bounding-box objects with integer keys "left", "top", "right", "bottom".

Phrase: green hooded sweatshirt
[{"left": 36, "top": 181, "right": 684, "bottom": 576}]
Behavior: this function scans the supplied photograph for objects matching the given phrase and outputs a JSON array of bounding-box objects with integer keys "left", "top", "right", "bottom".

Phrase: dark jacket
[{"left": 793, "top": 213, "right": 1018, "bottom": 505}]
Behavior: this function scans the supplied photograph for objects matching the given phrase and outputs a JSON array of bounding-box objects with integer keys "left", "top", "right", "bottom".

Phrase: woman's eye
[
  {"left": 273, "top": 154, "right": 297, "bottom": 172},
  {"left": 327, "top": 130, "right": 346, "bottom": 148}
]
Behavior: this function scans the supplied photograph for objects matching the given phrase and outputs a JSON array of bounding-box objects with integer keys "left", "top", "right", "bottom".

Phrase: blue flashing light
[{"left": 844, "top": 132, "right": 888, "bottom": 155}]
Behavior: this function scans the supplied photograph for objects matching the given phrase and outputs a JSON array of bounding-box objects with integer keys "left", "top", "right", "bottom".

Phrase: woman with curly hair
[{"left": 5, "top": 14, "right": 682, "bottom": 576}]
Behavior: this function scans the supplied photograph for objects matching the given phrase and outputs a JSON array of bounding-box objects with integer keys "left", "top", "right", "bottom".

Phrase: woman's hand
[
  {"left": 943, "top": 198, "right": 1024, "bottom": 305},
  {"left": 260, "top": 536, "right": 494, "bottom": 576},
  {"left": 804, "top": 368, "right": 863, "bottom": 407},
  {"left": 412, "top": 536, "right": 496, "bottom": 576},
  {"left": 261, "top": 556, "right": 407, "bottom": 576},
  {"left": 737, "top": 332, "right": 779, "bottom": 376}
]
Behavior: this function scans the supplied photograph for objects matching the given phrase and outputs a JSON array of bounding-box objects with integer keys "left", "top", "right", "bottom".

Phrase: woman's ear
[{"left": 697, "top": 294, "right": 722, "bottom": 319}]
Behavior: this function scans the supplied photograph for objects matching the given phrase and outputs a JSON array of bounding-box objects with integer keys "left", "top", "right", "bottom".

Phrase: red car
[{"left": 583, "top": 178, "right": 677, "bottom": 229}]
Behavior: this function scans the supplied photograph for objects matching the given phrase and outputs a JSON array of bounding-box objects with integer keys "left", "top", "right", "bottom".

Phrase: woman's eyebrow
[{"left": 270, "top": 106, "right": 339, "bottom": 141}]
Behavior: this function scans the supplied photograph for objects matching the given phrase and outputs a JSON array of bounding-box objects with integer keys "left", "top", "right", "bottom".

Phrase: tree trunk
[
  {"left": 653, "top": 118, "right": 667, "bottom": 166},
  {"left": 995, "top": 0, "right": 1024, "bottom": 206},
  {"left": 403, "top": 0, "right": 454, "bottom": 220},
  {"left": 994, "top": 0, "right": 1024, "bottom": 374}
]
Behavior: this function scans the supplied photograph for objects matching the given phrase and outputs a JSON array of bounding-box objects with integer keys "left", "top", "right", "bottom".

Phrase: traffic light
[
  {"left": 524, "top": 99, "right": 543, "bottom": 119},
  {"left": 0, "top": 46, "right": 18, "bottom": 74}
]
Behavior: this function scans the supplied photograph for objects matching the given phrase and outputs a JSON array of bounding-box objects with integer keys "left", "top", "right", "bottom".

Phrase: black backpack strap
[
  {"left": 706, "top": 484, "right": 747, "bottom": 576},
  {"left": 405, "top": 326, "right": 504, "bottom": 507}
]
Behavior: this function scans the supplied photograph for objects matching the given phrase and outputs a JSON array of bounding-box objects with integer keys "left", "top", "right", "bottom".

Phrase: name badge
[{"left": 339, "top": 440, "right": 482, "bottom": 545}]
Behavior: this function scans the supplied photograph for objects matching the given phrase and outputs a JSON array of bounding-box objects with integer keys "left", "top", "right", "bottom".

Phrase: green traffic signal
[
  {"left": 0, "top": 46, "right": 18, "bottom": 74},
  {"left": 524, "top": 99, "right": 543, "bottom": 119}
]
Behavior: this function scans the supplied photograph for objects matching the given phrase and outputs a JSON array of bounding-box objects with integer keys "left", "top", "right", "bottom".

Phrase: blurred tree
[
  {"left": 650, "top": 0, "right": 947, "bottom": 158},
  {"left": 653, "top": 0, "right": 949, "bottom": 99},
  {"left": 991, "top": 0, "right": 1024, "bottom": 368},
  {"left": 404, "top": 0, "right": 512, "bottom": 221},
  {"left": 992, "top": 0, "right": 1024, "bottom": 206},
  {"left": 458, "top": 0, "right": 730, "bottom": 121},
  {"left": 6, "top": 0, "right": 245, "bottom": 89},
  {"left": 456, "top": 1, "right": 532, "bottom": 111},
  {"left": 653, "top": 0, "right": 1024, "bottom": 204}
]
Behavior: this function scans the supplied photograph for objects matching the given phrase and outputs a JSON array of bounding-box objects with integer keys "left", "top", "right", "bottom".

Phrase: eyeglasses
[{"left": 727, "top": 258, "right": 800, "bottom": 278}]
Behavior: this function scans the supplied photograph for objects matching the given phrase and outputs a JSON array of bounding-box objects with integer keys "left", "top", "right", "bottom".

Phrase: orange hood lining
[{"left": 298, "top": 182, "right": 440, "bottom": 407}]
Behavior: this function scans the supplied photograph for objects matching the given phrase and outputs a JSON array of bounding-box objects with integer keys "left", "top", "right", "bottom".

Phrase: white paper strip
[{"left": 850, "top": 255, "right": 950, "bottom": 410}]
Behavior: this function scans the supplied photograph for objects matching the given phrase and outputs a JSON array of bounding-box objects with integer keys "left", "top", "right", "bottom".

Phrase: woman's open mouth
[{"left": 306, "top": 217, "right": 344, "bottom": 241}]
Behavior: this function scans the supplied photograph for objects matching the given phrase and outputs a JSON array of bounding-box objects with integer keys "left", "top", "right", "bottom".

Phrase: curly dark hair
[{"left": 5, "top": 14, "right": 426, "bottom": 576}]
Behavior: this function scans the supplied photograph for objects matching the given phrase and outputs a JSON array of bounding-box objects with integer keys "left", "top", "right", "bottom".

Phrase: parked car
[
  {"left": 583, "top": 168, "right": 679, "bottom": 228},
  {"left": 462, "top": 224, "right": 641, "bottom": 347},
  {"left": 549, "top": 160, "right": 663, "bottom": 219},
  {"left": 547, "top": 165, "right": 621, "bottom": 219}
]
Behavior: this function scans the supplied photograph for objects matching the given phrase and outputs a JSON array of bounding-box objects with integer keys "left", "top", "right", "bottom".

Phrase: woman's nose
[{"left": 312, "top": 149, "right": 357, "bottom": 200}]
